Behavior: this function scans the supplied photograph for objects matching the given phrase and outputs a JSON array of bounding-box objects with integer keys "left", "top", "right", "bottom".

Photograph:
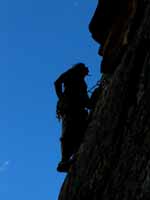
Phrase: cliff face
[{"left": 58, "top": 1, "right": 150, "bottom": 199}]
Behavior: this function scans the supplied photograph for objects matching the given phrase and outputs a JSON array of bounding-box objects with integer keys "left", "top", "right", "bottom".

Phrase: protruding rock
[{"left": 58, "top": 1, "right": 150, "bottom": 200}]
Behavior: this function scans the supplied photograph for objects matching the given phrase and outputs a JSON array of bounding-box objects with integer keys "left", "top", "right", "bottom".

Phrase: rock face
[{"left": 58, "top": 0, "right": 150, "bottom": 199}]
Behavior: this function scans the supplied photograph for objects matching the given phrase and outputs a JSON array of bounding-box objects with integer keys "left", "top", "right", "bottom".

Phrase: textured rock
[{"left": 58, "top": 1, "right": 150, "bottom": 199}]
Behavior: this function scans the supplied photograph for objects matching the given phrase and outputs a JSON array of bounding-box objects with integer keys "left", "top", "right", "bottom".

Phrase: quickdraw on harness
[
  {"left": 56, "top": 97, "right": 66, "bottom": 121},
  {"left": 56, "top": 100, "right": 62, "bottom": 121}
]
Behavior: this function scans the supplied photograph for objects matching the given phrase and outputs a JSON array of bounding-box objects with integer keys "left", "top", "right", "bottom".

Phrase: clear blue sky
[{"left": 0, "top": 0, "right": 101, "bottom": 199}]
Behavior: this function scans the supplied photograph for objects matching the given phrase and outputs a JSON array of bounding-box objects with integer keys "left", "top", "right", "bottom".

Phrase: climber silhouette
[{"left": 54, "top": 63, "right": 90, "bottom": 172}]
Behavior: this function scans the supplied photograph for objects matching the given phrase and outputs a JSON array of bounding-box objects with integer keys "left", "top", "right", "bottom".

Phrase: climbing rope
[{"left": 88, "top": 80, "right": 101, "bottom": 94}]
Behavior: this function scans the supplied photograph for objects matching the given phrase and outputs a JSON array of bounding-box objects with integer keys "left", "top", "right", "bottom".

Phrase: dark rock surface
[{"left": 58, "top": 0, "right": 150, "bottom": 199}]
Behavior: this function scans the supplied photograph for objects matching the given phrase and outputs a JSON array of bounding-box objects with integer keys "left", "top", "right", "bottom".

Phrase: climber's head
[{"left": 72, "top": 63, "right": 89, "bottom": 77}]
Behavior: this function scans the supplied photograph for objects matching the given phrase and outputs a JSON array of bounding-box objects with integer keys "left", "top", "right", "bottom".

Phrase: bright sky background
[{"left": 0, "top": 0, "right": 101, "bottom": 200}]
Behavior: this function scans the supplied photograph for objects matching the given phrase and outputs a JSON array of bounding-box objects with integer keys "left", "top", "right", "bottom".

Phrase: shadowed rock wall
[{"left": 58, "top": 1, "right": 150, "bottom": 199}]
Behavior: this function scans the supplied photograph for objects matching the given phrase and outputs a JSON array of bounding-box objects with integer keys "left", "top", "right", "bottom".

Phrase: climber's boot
[
  {"left": 57, "top": 160, "right": 70, "bottom": 172},
  {"left": 57, "top": 138, "right": 73, "bottom": 172}
]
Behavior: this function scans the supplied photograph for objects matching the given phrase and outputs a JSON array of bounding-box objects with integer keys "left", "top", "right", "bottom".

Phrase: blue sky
[{"left": 0, "top": 0, "right": 101, "bottom": 199}]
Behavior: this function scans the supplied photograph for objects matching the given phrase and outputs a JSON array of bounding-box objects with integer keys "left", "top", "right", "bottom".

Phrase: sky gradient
[{"left": 0, "top": 0, "right": 101, "bottom": 199}]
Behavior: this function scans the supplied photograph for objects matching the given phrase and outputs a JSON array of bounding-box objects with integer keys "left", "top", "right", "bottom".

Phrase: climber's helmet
[{"left": 73, "top": 63, "right": 89, "bottom": 77}]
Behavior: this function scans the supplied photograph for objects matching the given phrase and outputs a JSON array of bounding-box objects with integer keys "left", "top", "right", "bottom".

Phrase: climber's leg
[
  {"left": 57, "top": 114, "right": 74, "bottom": 172},
  {"left": 57, "top": 137, "right": 74, "bottom": 172}
]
